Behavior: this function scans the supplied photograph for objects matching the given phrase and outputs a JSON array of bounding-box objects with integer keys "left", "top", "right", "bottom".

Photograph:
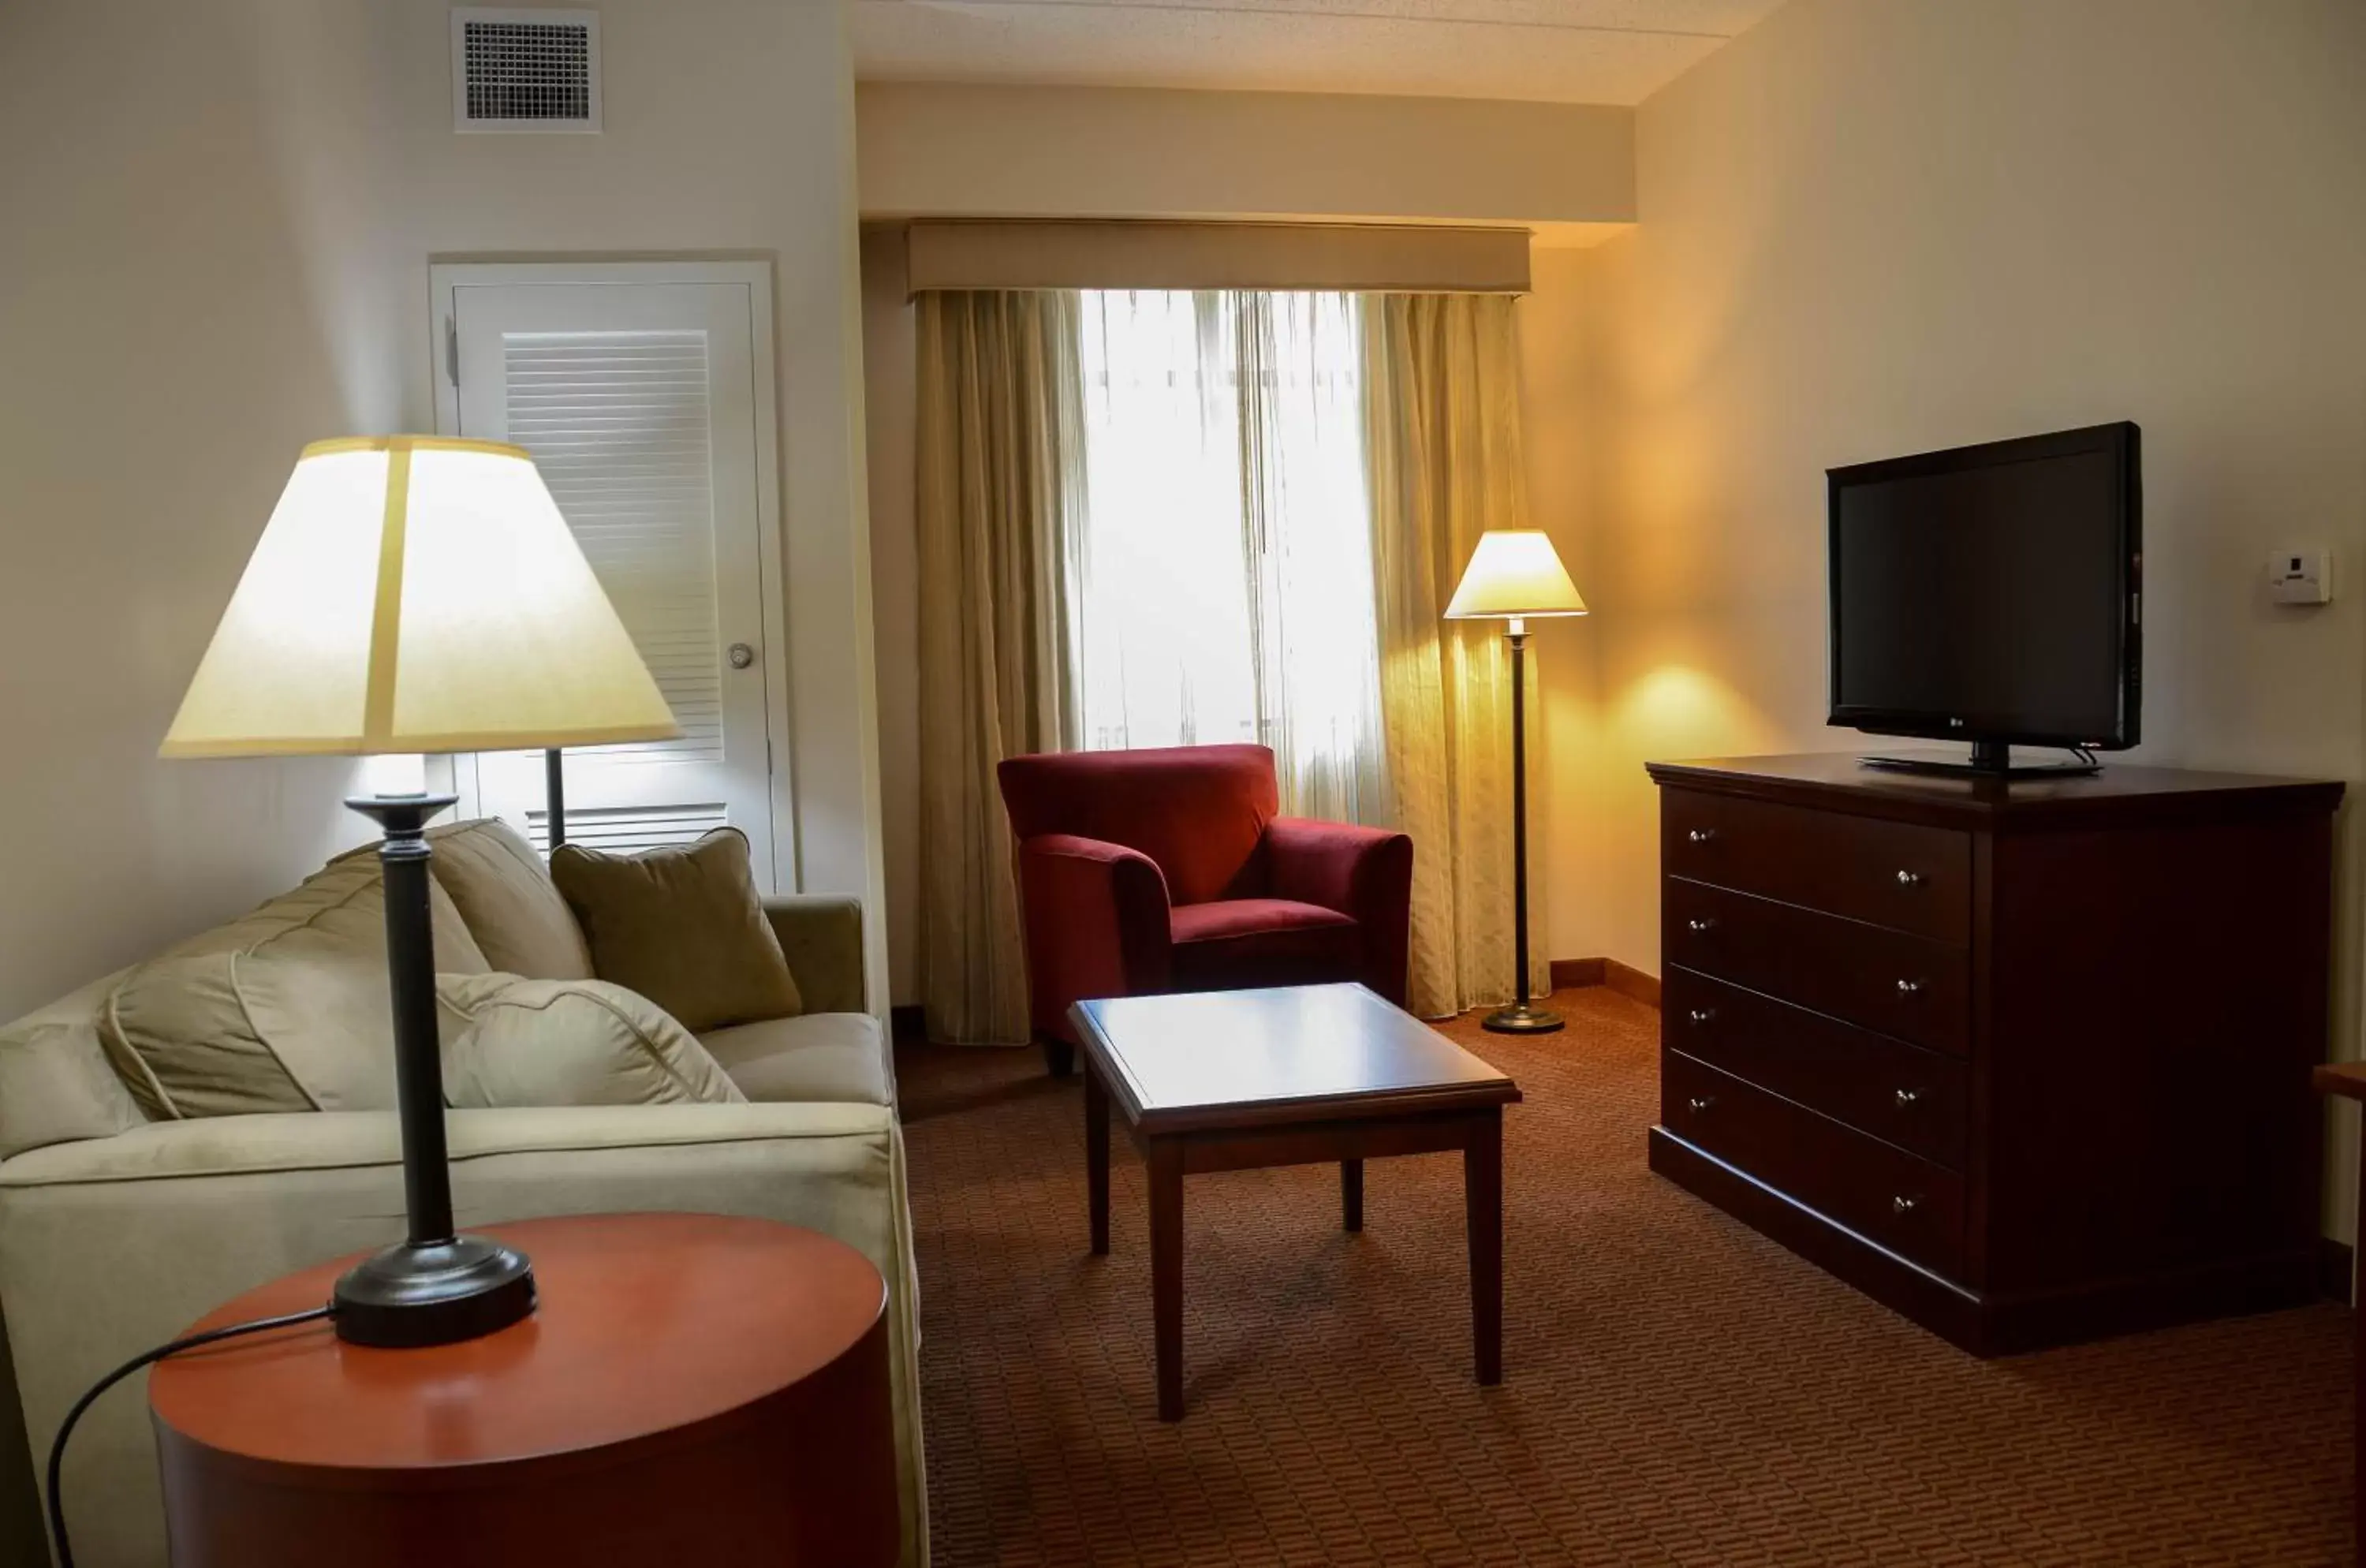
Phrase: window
[{"left": 1070, "top": 290, "right": 1386, "bottom": 820}]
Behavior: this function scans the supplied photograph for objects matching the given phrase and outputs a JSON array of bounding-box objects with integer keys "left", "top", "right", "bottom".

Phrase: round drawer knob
[
  {"left": 1687, "top": 918, "right": 1717, "bottom": 935},
  {"left": 1892, "top": 1195, "right": 1920, "bottom": 1216},
  {"left": 1895, "top": 868, "right": 1924, "bottom": 887},
  {"left": 1687, "top": 828, "right": 1716, "bottom": 844},
  {"left": 1894, "top": 1088, "right": 1921, "bottom": 1109},
  {"left": 1689, "top": 1007, "right": 1716, "bottom": 1026},
  {"left": 1895, "top": 978, "right": 1923, "bottom": 997},
  {"left": 1687, "top": 1095, "right": 1715, "bottom": 1114}
]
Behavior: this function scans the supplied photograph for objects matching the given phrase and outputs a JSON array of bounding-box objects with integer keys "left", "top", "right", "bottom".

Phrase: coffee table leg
[
  {"left": 1341, "top": 1159, "right": 1364, "bottom": 1232},
  {"left": 1465, "top": 1111, "right": 1503, "bottom": 1386},
  {"left": 1149, "top": 1137, "right": 1185, "bottom": 1421},
  {"left": 1084, "top": 1060, "right": 1110, "bottom": 1256}
]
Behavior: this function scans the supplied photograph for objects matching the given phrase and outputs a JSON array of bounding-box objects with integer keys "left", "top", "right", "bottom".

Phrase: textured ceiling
[{"left": 850, "top": 0, "right": 1787, "bottom": 106}]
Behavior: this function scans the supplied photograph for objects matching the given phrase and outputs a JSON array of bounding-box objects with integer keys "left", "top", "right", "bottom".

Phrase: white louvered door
[{"left": 440, "top": 272, "right": 781, "bottom": 879}]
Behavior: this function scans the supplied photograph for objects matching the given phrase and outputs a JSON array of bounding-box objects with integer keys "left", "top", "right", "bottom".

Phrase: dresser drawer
[
  {"left": 1665, "top": 967, "right": 1968, "bottom": 1168},
  {"left": 1662, "top": 1049, "right": 1965, "bottom": 1279},
  {"left": 1663, "top": 789, "right": 1970, "bottom": 944},
  {"left": 1665, "top": 879, "right": 1969, "bottom": 1056}
]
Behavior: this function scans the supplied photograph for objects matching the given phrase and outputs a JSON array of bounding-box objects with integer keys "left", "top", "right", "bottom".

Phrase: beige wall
[
  {"left": 860, "top": 82, "right": 1633, "bottom": 243},
  {"left": 1518, "top": 251, "right": 1613, "bottom": 969},
  {"left": 1554, "top": 0, "right": 2366, "bottom": 1228},
  {"left": 0, "top": 0, "right": 406, "bottom": 1025},
  {"left": 860, "top": 230, "right": 924, "bottom": 1007}
]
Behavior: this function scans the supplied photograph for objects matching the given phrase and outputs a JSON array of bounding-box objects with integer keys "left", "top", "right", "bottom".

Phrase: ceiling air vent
[{"left": 451, "top": 8, "right": 601, "bottom": 134}]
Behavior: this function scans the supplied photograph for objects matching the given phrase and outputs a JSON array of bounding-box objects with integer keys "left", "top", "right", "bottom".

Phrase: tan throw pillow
[
  {"left": 436, "top": 973, "right": 745, "bottom": 1108},
  {"left": 549, "top": 827, "right": 802, "bottom": 1032},
  {"left": 101, "top": 853, "right": 490, "bottom": 1119},
  {"left": 422, "top": 819, "right": 595, "bottom": 981}
]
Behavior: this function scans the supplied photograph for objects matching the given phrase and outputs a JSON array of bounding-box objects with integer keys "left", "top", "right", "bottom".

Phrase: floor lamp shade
[
  {"left": 162, "top": 436, "right": 679, "bottom": 760},
  {"left": 1443, "top": 530, "right": 1588, "bottom": 624},
  {"left": 160, "top": 435, "right": 678, "bottom": 1349},
  {"left": 1446, "top": 530, "right": 1585, "bottom": 1036}
]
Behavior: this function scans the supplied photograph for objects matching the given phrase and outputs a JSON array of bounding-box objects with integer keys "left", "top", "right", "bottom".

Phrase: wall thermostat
[{"left": 2268, "top": 547, "right": 2333, "bottom": 606}]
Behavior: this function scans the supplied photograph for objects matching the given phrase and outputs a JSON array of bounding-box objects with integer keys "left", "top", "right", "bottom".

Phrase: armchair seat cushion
[
  {"left": 1169, "top": 898, "right": 1360, "bottom": 994},
  {"left": 699, "top": 1013, "right": 894, "bottom": 1108}
]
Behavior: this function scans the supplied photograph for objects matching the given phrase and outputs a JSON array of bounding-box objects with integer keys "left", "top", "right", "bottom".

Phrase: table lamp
[
  {"left": 161, "top": 435, "right": 678, "bottom": 1346},
  {"left": 1445, "top": 529, "right": 1587, "bottom": 1034}
]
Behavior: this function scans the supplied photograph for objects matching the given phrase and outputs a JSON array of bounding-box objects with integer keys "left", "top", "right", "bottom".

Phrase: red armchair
[{"left": 996, "top": 744, "right": 1413, "bottom": 1076}]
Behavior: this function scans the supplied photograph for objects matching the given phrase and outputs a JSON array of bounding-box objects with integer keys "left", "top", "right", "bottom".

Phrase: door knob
[{"left": 727, "top": 642, "right": 756, "bottom": 670}]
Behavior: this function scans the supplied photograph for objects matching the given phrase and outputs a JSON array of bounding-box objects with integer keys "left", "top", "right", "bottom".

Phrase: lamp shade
[
  {"left": 1442, "top": 530, "right": 1588, "bottom": 620},
  {"left": 162, "top": 437, "right": 679, "bottom": 758}
]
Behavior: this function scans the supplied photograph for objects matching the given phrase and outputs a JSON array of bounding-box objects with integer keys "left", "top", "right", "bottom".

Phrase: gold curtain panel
[{"left": 905, "top": 221, "right": 1531, "bottom": 297}]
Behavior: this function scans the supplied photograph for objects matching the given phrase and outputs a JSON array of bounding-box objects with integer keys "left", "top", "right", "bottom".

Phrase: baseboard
[
  {"left": 1603, "top": 960, "right": 1660, "bottom": 1008},
  {"left": 2319, "top": 1237, "right": 2353, "bottom": 1305},
  {"left": 1548, "top": 958, "right": 1603, "bottom": 991},
  {"left": 890, "top": 1004, "right": 924, "bottom": 1045},
  {"left": 1551, "top": 956, "right": 1659, "bottom": 1008}
]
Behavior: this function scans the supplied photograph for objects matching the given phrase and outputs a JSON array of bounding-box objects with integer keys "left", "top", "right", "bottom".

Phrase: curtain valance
[{"left": 903, "top": 220, "right": 1530, "bottom": 297}]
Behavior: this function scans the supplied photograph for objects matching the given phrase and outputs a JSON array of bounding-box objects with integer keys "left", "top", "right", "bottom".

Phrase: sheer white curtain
[{"left": 1070, "top": 290, "right": 1386, "bottom": 823}]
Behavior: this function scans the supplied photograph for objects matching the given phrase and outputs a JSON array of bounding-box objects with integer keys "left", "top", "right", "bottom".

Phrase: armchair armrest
[
  {"left": 1266, "top": 818, "right": 1414, "bottom": 1007},
  {"left": 763, "top": 894, "right": 866, "bottom": 1013},
  {"left": 1014, "top": 834, "right": 1174, "bottom": 1040}
]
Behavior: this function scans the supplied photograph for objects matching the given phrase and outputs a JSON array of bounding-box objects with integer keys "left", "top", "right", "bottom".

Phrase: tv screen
[{"left": 1828, "top": 423, "right": 2141, "bottom": 754}]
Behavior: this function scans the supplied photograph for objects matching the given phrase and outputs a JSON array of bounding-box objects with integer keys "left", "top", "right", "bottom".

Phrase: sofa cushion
[
  {"left": 99, "top": 853, "right": 490, "bottom": 1119},
  {"left": 550, "top": 827, "right": 802, "bottom": 1032},
  {"left": 422, "top": 818, "right": 595, "bottom": 981},
  {"left": 437, "top": 974, "right": 745, "bottom": 1108},
  {"left": 699, "top": 1013, "right": 892, "bottom": 1107},
  {"left": 1168, "top": 898, "right": 1361, "bottom": 995},
  {"left": 0, "top": 968, "right": 150, "bottom": 1159}
]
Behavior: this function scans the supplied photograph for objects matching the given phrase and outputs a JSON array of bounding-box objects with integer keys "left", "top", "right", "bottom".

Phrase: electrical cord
[{"left": 45, "top": 1304, "right": 334, "bottom": 1568}]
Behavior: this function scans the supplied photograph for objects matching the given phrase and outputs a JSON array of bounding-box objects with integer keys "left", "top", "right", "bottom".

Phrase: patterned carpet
[{"left": 897, "top": 988, "right": 2353, "bottom": 1566}]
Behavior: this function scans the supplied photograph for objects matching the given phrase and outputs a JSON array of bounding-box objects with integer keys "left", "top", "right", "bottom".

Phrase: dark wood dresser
[{"left": 1645, "top": 752, "right": 2342, "bottom": 1354}]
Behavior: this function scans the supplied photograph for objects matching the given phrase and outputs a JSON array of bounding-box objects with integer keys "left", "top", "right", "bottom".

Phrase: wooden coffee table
[{"left": 1071, "top": 981, "right": 1521, "bottom": 1421}]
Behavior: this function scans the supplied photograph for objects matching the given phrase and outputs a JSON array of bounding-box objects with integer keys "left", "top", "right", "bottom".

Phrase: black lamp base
[
  {"left": 333, "top": 1236, "right": 538, "bottom": 1349},
  {"left": 1482, "top": 1002, "right": 1565, "bottom": 1035}
]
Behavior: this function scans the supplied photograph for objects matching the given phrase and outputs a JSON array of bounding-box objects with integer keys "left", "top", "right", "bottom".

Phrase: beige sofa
[{"left": 0, "top": 823, "right": 925, "bottom": 1568}]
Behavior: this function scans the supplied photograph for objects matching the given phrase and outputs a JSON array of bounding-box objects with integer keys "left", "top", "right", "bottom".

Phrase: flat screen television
[{"left": 1827, "top": 422, "right": 2141, "bottom": 777}]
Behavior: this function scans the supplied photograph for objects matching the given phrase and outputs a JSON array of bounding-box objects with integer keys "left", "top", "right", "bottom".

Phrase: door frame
[{"left": 427, "top": 258, "right": 797, "bottom": 892}]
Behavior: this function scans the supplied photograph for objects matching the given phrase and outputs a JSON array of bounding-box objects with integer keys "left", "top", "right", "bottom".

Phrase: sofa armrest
[
  {"left": 0, "top": 1105, "right": 926, "bottom": 1568},
  {"left": 1266, "top": 818, "right": 1414, "bottom": 1007},
  {"left": 763, "top": 894, "right": 867, "bottom": 1014},
  {"left": 1016, "top": 834, "right": 1174, "bottom": 1040}
]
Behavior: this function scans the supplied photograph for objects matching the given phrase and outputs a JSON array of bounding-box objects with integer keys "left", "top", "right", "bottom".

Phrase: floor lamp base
[{"left": 1482, "top": 1002, "right": 1565, "bottom": 1035}]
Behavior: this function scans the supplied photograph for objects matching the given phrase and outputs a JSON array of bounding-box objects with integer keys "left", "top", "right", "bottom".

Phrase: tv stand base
[{"left": 1860, "top": 741, "right": 2099, "bottom": 778}]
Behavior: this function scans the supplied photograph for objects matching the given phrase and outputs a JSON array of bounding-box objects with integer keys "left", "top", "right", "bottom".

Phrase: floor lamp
[
  {"left": 162, "top": 435, "right": 677, "bottom": 1346},
  {"left": 1445, "top": 530, "right": 1588, "bottom": 1035}
]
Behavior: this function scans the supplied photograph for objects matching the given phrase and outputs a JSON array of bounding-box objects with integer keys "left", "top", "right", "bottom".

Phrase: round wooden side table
[{"left": 147, "top": 1212, "right": 900, "bottom": 1568}]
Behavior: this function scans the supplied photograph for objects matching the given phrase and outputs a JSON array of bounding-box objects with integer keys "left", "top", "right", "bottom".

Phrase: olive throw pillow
[{"left": 547, "top": 827, "right": 802, "bottom": 1032}]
